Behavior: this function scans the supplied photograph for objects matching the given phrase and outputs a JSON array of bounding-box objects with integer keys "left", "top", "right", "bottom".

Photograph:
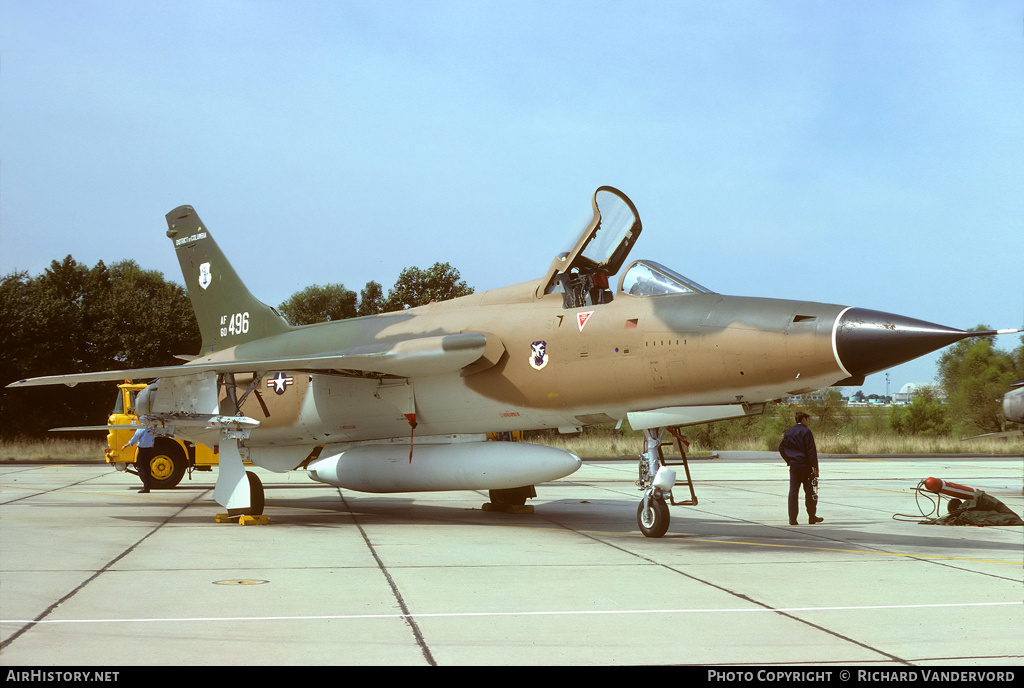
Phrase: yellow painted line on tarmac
[
  {"left": 0, "top": 483, "right": 203, "bottom": 502},
  {"left": 834, "top": 457, "right": 889, "bottom": 462},
  {"left": 496, "top": 523, "right": 1021, "bottom": 566},
  {"left": 818, "top": 484, "right": 915, "bottom": 495},
  {"left": 0, "top": 482, "right": 360, "bottom": 515},
  {"left": 670, "top": 536, "right": 1022, "bottom": 566}
]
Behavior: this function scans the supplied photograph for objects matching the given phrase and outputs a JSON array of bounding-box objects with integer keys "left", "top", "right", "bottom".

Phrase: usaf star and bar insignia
[{"left": 267, "top": 372, "right": 294, "bottom": 395}]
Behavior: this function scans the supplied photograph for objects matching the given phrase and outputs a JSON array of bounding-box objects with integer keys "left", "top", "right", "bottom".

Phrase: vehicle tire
[
  {"left": 637, "top": 496, "right": 670, "bottom": 538},
  {"left": 244, "top": 471, "right": 265, "bottom": 516},
  {"left": 139, "top": 442, "right": 187, "bottom": 489},
  {"left": 488, "top": 485, "right": 536, "bottom": 506}
]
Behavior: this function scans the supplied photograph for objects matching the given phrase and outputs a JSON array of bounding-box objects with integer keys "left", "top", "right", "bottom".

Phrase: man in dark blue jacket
[{"left": 779, "top": 411, "right": 823, "bottom": 525}]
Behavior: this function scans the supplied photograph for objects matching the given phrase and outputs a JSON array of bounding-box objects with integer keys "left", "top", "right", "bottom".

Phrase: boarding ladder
[{"left": 659, "top": 426, "right": 698, "bottom": 506}]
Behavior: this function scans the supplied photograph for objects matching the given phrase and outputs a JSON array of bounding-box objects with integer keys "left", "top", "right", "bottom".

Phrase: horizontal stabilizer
[
  {"left": 50, "top": 425, "right": 125, "bottom": 433},
  {"left": 7, "top": 333, "right": 489, "bottom": 388}
]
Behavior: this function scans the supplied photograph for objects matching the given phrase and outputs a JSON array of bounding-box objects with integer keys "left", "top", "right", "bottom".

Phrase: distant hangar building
[{"left": 892, "top": 382, "right": 943, "bottom": 405}]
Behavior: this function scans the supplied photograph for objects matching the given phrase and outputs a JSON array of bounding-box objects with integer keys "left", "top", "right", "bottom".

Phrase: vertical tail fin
[{"left": 166, "top": 205, "right": 292, "bottom": 354}]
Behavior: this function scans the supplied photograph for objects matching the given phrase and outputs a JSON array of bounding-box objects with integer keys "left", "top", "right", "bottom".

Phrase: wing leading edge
[{"left": 7, "top": 332, "right": 489, "bottom": 388}]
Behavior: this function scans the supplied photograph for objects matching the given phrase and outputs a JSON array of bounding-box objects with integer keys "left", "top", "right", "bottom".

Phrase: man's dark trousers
[{"left": 789, "top": 464, "right": 816, "bottom": 523}]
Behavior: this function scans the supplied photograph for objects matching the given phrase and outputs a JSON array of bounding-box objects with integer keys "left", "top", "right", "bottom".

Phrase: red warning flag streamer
[{"left": 405, "top": 413, "right": 417, "bottom": 463}]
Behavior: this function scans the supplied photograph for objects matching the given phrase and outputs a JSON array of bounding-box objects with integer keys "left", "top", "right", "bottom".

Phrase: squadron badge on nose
[{"left": 529, "top": 341, "right": 549, "bottom": 371}]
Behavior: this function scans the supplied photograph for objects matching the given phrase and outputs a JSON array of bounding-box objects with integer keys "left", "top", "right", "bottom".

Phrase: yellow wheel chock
[{"left": 215, "top": 513, "right": 271, "bottom": 525}]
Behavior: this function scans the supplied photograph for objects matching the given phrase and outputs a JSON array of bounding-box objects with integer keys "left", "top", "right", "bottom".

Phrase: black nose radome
[{"left": 835, "top": 308, "right": 978, "bottom": 378}]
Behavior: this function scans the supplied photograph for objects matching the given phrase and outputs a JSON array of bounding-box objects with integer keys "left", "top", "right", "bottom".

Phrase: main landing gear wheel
[
  {"left": 244, "top": 471, "right": 265, "bottom": 516},
  {"left": 483, "top": 485, "right": 537, "bottom": 514},
  {"left": 637, "top": 496, "right": 670, "bottom": 538},
  {"left": 488, "top": 485, "right": 536, "bottom": 506},
  {"left": 216, "top": 471, "right": 268, "bottom": 525}
]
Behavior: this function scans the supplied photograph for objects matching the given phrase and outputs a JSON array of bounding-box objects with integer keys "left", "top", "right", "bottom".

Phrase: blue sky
[{"left": 2, "top": 1, "right": 1022, "bottom": 396}]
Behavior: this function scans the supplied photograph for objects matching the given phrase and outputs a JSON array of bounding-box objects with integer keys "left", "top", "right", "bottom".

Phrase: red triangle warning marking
[{"left": 577, "top": 311, "right": 594, "bottom": 332}]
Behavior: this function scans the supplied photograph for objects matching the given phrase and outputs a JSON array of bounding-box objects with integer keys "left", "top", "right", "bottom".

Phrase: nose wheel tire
[{"left": 637, "top": 496, "right": 670, "bottom": 538}]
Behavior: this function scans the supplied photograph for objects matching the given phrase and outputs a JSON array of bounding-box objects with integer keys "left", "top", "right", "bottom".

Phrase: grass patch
[
  {"left": 0, "top": 438, "right": 107, "bottom": 463},
  {"left": 534, "top": 429, "right": 1023, "bottom": 457}
]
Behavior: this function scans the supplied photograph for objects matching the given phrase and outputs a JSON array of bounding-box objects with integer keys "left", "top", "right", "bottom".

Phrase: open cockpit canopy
[
  {"left": 541, "top": 186, "right": 712, "bottom": 308},
  {"left": 552, "top": 186, "right": 640, "bottom": 275}
]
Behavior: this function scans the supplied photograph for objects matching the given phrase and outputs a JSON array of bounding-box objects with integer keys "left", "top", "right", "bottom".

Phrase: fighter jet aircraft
[
  {"left": 1003, "top": 382, "right": 1024, "bottom": 425},
  {"left": 9, "top": 186, "right": 1019, "bottom": 536}
]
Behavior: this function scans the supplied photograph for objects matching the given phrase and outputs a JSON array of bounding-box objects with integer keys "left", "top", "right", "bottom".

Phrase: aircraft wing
[{"left": 7, "top": 332, "right": 489, "bottom": 388}]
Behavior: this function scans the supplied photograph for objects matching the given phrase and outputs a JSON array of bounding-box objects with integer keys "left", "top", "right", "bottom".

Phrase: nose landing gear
[{"left": 635, "top": 427, "right": 698, "bottom": 538}]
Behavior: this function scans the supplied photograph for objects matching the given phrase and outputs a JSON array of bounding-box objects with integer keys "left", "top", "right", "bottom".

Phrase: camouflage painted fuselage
[{"left": 218, "top": 280, "right": 848, "bottom": 452}]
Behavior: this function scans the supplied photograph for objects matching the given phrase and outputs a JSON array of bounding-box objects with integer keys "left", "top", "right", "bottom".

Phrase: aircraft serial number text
[{"left": 220, "top": 312, "right": 250, "bottom": 338}]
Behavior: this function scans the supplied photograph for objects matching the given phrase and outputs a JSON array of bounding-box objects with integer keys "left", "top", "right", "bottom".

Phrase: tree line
[
  {"left": 0, "top": 256, "right": 473, "bottom": 437},
  {"left": 277, "top": 262, "right": 473, "bottom": 325},
  {"left": 915, "top": 329, "right": 1023, "bottom": 436},
  {"left": 1, "top": 258, "right": 201, "bottom": 437}
]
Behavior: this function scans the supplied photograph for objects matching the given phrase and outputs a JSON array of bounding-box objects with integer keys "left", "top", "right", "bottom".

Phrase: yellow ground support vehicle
[{"left": 105, "top": 382, "right": 218, "bottom": 489}]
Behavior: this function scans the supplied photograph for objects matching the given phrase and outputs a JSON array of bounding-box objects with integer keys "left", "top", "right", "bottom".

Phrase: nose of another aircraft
[{"left": 834, "top": 307, "right": 984, "bottom": 378}]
